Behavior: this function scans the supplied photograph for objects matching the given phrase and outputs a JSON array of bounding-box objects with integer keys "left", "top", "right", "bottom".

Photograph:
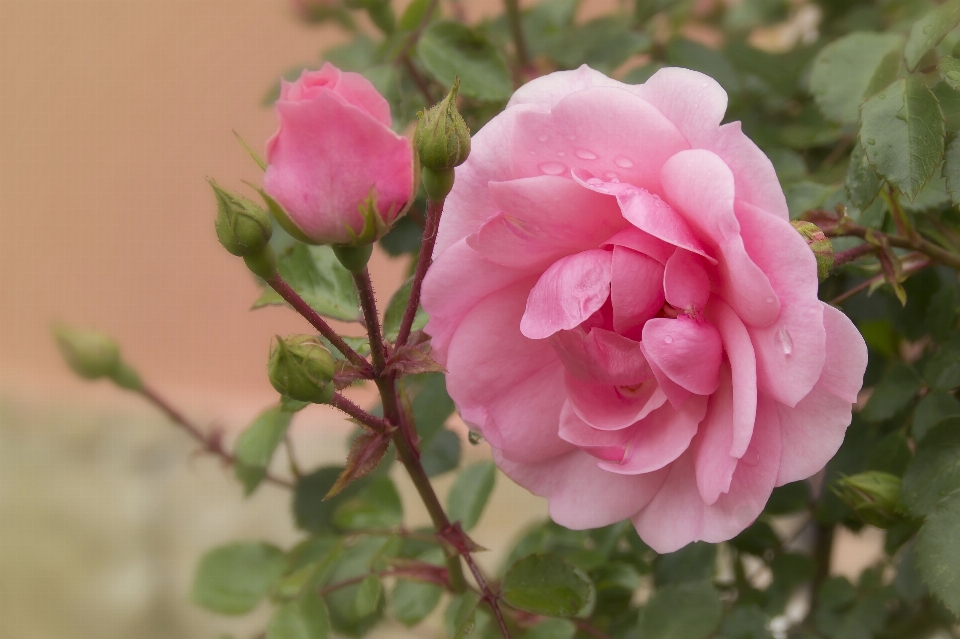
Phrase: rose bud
[
  {"left": 53, "top": 324, "right": 142, "bottom": 390},
  {"left": 415, "top": 79, "right": 471, "bottom": 200},
  {"left": 209, "top": 179, "right": 273, "bottom": 257},
  {"left": 422, "top": 65, "right": 867, "bottom": 553},
  {"left": 833, "top": 471, "right": 903, "bottom": 528},
  {"left": 268, "top": 335, "right": 335, "bottom": 404},
  {"left": 262, "top": 64, "right": 414, "bottom": 247},
  {"left": 791, "top": 220, "right": 835, "bottom": 282}
]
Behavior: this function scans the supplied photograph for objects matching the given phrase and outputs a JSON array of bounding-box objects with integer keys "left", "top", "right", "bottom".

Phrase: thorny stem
[
  {"left": 504, "top": 0, "right": 529, "bottom": 69},
  {"left": 396, "top": 197, "right": 443, "bottom": 348},
  {"left": 139, "top": 384, "right": 294, "bottom": 489},
  {"left": 832, "top": 242, "right": 877, "bottom": 268},
  {"left": 829, "top": 220, "right": 960, "bottom": 271},
  {"left": 265, "top": 273, "right": 372, "bottom": 373},
  {"left": 353, "top": 270, "right": 389, "bottom": 375},
  {"left": 330, "top": 393, "right": 395, "bottom": 432},
  {"left": 830, "top": 254, "right": 930, "bottom": 305}
]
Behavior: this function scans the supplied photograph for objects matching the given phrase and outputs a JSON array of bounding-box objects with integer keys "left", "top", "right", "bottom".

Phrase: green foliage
[
  {"left": 904, "top": 0, "right": 960, "bottom": 71},
  {"left": 916, "top": 492, "right": 960, "bottom": 615},
  {"left": 417, "top": 21, "right": 513, "bottom": 102},
  {"left": 254, "top": 244, "right": 361, "bottom": 322},
  {"left": 234, "top": 406, "right": 293, "bottom": 495},
  {"left": 267, "top": 592, "right": 330, "bottom": 639},
  {"left": 502, "top": 554, "right": 596, "bottom": 617},
  {"left": 638, "top": 581, "right": 723, "bottom": 639},
  {"left": 446, "top": 461, "right": 497, "bottom": 531},
  {"left": 191, "top": 542, "right": 287, "bottom": 614},
  {"left": 383, "top": 276, "right": 428, "bottom": 341}
]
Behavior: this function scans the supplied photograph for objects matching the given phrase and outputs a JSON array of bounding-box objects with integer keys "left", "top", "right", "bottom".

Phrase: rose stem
[
  {"left": 832, "top": 242, "right": 876, "bottom": 268},
  {"left": 395, "top": 197, "right": 443, "bottom": 349},
  {"left": 265, "top": 272, "right": 372, "bottom": 374},
  {"left": 829, "top": 219, "right": 960, "bottom": 270},
  {"left": 139, "top": 383, "right": 293, "bottom": 488},
  {"left": 504, "top": 0, "right": 529, "bottom": 68}
]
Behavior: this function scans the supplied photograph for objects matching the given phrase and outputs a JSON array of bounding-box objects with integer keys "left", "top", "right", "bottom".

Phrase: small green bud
[
  {"left": 791, "top": 220, "right": 835, "bottom": 282},
  {"left": 332, "top": 243, "right": 374, "bottom": 273},
  {"left": 210, "top": 179, "right": 272, "bottom": 257},
  {"left": 268, "top": 335, "right": 336, "bottom": 404},
  {"left": 243, "top": 243, "right": 278, "bottom": 280},
  {"left": 53, "top": 324, "right": 120, "bottom": 379},
  {"left": 415, "top": 79, "right": 471, "bottom": 173},
  {"left": 833, "top": 471, "right": 903, "bottom": 528}
]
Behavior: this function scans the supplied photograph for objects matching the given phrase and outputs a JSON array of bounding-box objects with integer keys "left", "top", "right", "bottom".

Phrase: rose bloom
[
  {"left": 264, "top": 64, "right": 413, "bottom": 245},
  {"left": 421, "top": 66, "right": 867, "bottom": 552}
]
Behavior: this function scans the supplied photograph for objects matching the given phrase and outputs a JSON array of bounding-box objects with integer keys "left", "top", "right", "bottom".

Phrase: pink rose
[
  {"left": 421, "top": 66, "right": 867, "bottom": 552},
  {"left": 264, "top": 63, "right": 413, "bottom": 245}
]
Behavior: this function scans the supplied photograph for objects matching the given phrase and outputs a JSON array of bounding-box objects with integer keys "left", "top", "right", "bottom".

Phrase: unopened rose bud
[
  {"left": 210, "top": 179, "right": 273, "bottom": 257},
  {"left": 53, "top": 324, "right": 143, "bottom": 390},
  {"left": 416, "top": 80, "right": 471, "bottom": 172},
  {"left": 268, "top": 335, "right": 335, "bottom": 404},
  {"left": 791, "top": 220, "right": 835, "bottom": 282},
  {"left": 833, "top": 471, "right": 902, "bottom": 528}
]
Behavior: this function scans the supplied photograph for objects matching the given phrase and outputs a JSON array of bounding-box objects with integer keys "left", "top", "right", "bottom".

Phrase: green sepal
[
  {"left": 244, "top": 244, "right": 279, "bottom": 280},
  {"left": 332, "top": 243, "right": 374, "bottom": 273}
]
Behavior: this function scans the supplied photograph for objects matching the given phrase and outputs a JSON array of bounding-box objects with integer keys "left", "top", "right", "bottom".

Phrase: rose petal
[
  {"left": 694, "top": 365, "right": 737, "bottom": 505},
  {"left": 494, "top": 448, "right": 669, "bottom": 529},
  {"left": 566, "top": 372, "right": 666, "bottom": 430},
  {"left": 521, "top": 250, "right": 613, "bottom": 339},
  {"left": 601, "top": 226, "right": 676, "bottom": 264},
  {"left": 600, "top": 395, "right": 708, "bottom": 475},
  {"left": 635, "top": 67, "right": 728, "bottom": 147},
  {"left": 706, "top": 122, "right": 789, "bottom": 220},
  {"left": 660, "top": 150, "right": 781, "bottom": 328},
  {"left": 817, "top": 303, "right": 868, "bottom": 404},
  {"left": 611, "top": 246, "right": 666, "bottom": 334},
  {"left": 663, "top": 249, "right": 711, "bottom": 313},
  {"left": 507, "top": 64, "right": 629, "bottom": 110},
  {"left": 551, "top": 327, "right": 652, "bottom": 386},
  {"left": 512, "top": 87, "right": 688, "bottom": 194},
  {"left": 641, "top": 344, "right": 693, "bottom": 409},
  {"left": 642, "top": 317, "right": 723, "bottom": 395},
  {"left": 558, "top": 401, "right": 632, "bottom": 462},
  {"left": 467, "top": 176, "right": 626, "bottom": 270}
]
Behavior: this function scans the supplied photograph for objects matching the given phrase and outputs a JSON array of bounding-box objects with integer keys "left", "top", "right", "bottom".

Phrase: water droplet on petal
[
  {"left": 614, "top": 157, "right": 634, "bottom": 168},
  {"left": 605, "top": 171, "right": 619, "bottom": 180},
  {"left": 557, "top": 151, "right": 566, "bottom": 157},
  {"left": 537, "top": 134, "right": 549, "bottom": 142},
  {"left": 567, "top": 134, "right": 577, "bottom": 141},
  {"left": 742, "top": 450, "right": 760, "bottom": 466},
  {"left": 586, "top": 177, "right": 603, "bottom": 186},
  {"left": 664, "top": 336, "right": 673, "bottom": 344},
  {"left": 776, "top": 327, "right": 793, "bottom": 355},
  {"left": 700, "top": 82, "right": 708, "bottom": 88},
  {"left": 765, "top": 296, "right": 775, "bottom": 304},
  {"left": 468, "top": 430, "right": 484, "bottom": 445},
  {"left": 529, "top": 150, "right": 536, "bottom": 155},
  {"left": 575, "top": 149, "right": 598, "bottom": 160},
  {"left": 539, "top": 162, "right": 567, "bottom": 175},
  {"left": 867, "top": 138, "right": 876, "bottom": 145},
  {"left": 610, "top": 177, "right": 620, "bottom": 183}
]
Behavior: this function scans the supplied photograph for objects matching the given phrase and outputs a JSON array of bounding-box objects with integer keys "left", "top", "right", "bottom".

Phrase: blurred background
[{"left": 0, "top": 1, "right": 882, "bottom": 637}]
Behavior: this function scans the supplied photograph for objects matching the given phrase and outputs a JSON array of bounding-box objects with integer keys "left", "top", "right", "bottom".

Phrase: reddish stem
[
  {"left": 832, "top": 242, "right": 876, "bottom": 268},
  {"left": 396, "top": 197, "right": 443, "bottom": 349},
  {"left": 330, "top": 393, "right": 395, "bottom": 433}
]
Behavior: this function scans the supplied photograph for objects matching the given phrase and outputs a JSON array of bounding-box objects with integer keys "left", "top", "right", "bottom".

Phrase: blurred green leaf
[
  {"left": 420, "top": 428, "right": 461, "bottom": 477},
  {"left": 353, "top": 574, "right": 382, "bottom": 618},
  {"left": 666, "top": 38, "right": 740, "bottom": 94},
  {"left": 267, "top": 592, "right": 330, "bottom": 639},
  {"left": 293, "top": 466, "right": 369, "bottom": 534},
  {"left": 717, "top": 604, "right": 773, "bottom": 639},
  {"left": 234, "top": 406, "right": 293, "bottom": 495},
  {"left": 944, "top": 135, "right": 960, "bottom": 207},
  {"left": 924, "top": 337, "right": 960, "bottom": 389},
  {"left": 333, "top": 475, "right": 403, "bottom": 530},
  {"left": 191, "top": 542, "right": 286, "bottom": 615},
  {"left": 638, "top": 581, "right": 722, "bottom": 639},
  {"left": 445, "top": 591, "right": 485, "bottom": 638},
  {"left": 913, "top": 390, "right": 960, "bottom": 441},
  {"left": 904, "top": 0, "right": 960, "bottom": 71},
  {"left": 915, "top": 492, "right": 960, "bottom": 615},
  {"left": 525, "top": 618, "right": 577, "bottom": 639},
  {"left": 861, "top": 363, "right": 923, "bottom": 422},
  {"left": 901, "top": 418, "right": 960, "bottom": 517},
  {"left": 730, "top": 521, "right": 780, "bottom": 556},
  {"left": 859, "top": 76, "right": 945, "bottom": 201},
  {"left": 325, "top": 536, "right": 397, "bottom": 634},
  {"left": 447, "top": 461, "right": 497, "bottom": 531},
  {"left": 545, "top": 17, "right": 650, "bottom": 73},
  {"left": 254, "top": 244, "right": 361, "bottom": 322},
  {"left": 383, "top": 276, "right": 429, "bottom": 342},
  {"left": 409, "top": 372, "right": 455, "bottom": 441},
  {"left": 390, "top": 548, "right": 445, "bottom": 626},
  {"left": 324, "top": 34, "right": 379, "bottom": 71},
  {"left": 417, "top": 21, "right": 513, "bottom": 101},
  {"left": 765, "top": 481, "right": 811, "bottom": 515},
  {"left": 846, "top": 142, "right": 883, "bottom": 210},
  {"left": 654, "top": 541, "right": 716, "bottom": 586},
  {"left": 502, "top": 554, "right": 596, "bottom": 617},
  {"left": 939, "top": 55, "right": 960, "bottom": 92}
]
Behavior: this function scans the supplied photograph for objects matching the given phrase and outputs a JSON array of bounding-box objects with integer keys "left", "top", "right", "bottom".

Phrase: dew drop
[
  {"left": 529, "top": 150, "right": 536, "bottom": 156},
  {"left": 878, "top": 93, "right": 886, "bottom": 99},
  {"left": 605, "top": 171, "right": 619, "bottom": 180},
  {"left": 867, "top": 138, "right": 876, "bottom": 145},
  {"left": 468, "top": 430, "right": 485, "bottom": 445},
  {"left": 575, "top": 149, "right": 598, "bottom": 160},
  {"left": 742, "top": 450, "right": 761, "bottom": 466},
  {"left": 567, "top": 134, "right": 577, "bottom": 141},
  {"left": 614, "top": 157, "right": 634, "bottom": 168},
  {"left": 539, "top": 162, "right": 567, "bottom": 175},
  {"left": 610, "top": 177, "right": 620, "bottom": 183},
  {"left": 586, "top": 177, "right": 603, "bottom": 186},
  {"left": 537, "top": 134, "right": 549, "bottom": 142},
  {"left": 776, "top": 327, "right": 793, "bottom": 355},
  {"left": 557, "top": 151, "right": 566, "bottom": 157},
  {"left": 700, "top": 82, "right": 708, "bottom": 88},
  {"left": 664, "top": 336, "right": 673, "bottom": 344},
  {"left": 765, "top": 296, "right": 775, "bottom": 304}
]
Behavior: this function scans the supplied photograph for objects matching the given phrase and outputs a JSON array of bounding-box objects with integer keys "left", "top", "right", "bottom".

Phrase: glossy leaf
[
  {"left": 234, "top": 406, "right": 293, "bottom": 495},
  {"left": 859, "top": 77, "right": 945, "bottom": 200},
  {"left": 254, "top": 244, "right": 360, "bottom": 322},
  {"left": 638, "top": 581, "right": 723, "bottom": 639},
  {"left": 904, "top": 0, "right": 960, "bottom": 71},
  {"left": 501, "top": 554, "right": 596, "bottom": 617},
  {"left": 190, "top": 542, "right": 286, "bottom": 614},
  {"left": 447, "top": 461, "right": 497, "bottom": 531},
  {"left": 417, "top": 21, "right": 513, "bottom": 101}
]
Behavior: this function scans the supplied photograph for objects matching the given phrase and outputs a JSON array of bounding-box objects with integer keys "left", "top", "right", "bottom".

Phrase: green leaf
[
  {"left": 924, "top": 337, "right": 960, "bottom": 389},
  {"left": 939, "top": 55, "right": 960, "bottom": 92},
  {"left": 417, "top": 21, "right": 513, "bottom": 102},
  {"left": 447, "top": 461, "right": 497, "bottom": 531},
  {"left": 765, "top": 481, "right": 811, "bottom": 515},
  {"left": 234, "top": 406, "right": 293, "bottom": 495},
  {"left": 808, "top": 32, "right": 904, "bottom": 124},
  {"left": 324, "top": 34, "right": 379, "bottom": 72},
  {"left": 190, "top": 542, "right": 286, "bottom": 615},
  {"left": 913, "top": 390, "right": 960, "bottom": 441},
  {"left": 501, "top": 554, "right": 596, "bottom": 617},
  {"left": 944, "top": 134, "right": 960, "bottom": 206},
  {"left": 445, "top": 591, "right": 485, "bottom": 638},
  {"left": 272, "top": 543, "right": 342, "bottom": 601},
  {"left": 638, "top": 581, "right": 723, "bottom": 639},
  {"left": 915, "top": 492, "right": 960, "bottom": 615},
  {"left": 666, "top": 38, "right": 740, "bottom": 94},
  {"left": 398, "top": 0, "right": 437, "bottom": 31},
  {"left": 717, "top": 605, "right": 773, "bottom": 639},
  {"left": 409, "top": 372, "right": 455, "bottom": 441},
  {"left": 901, "top": 418, "right": 960, "bottom": 517},
  {"left": 859, "top": 76, "right": 945, "bottom": 201},
  {"left": 383, "top": 276, "right": 428, "bottom": 342},
  {"left": 420, "top": 428, "right": 461, "bottom": 477},
  {"left": 292, "top": 466, "right": 368, "bottom": 534},
  {"left": 905, "top": 0, "right": 960, "bottom": 71},
  {"left": 846, "top": 142, "right": 883, "bottom": 210},
  {"left": 654, "top": 541, "right": 716, "bottom": 586},
  {"left": 253, "top": 244, "right": 360, "bottom": 322},
  {"left": 730, "top": 521, "right": 780, "bottom": 556},
  {"left": 353, "top": 575, "right": 382, "bottom": 618},
  {"left": 324, "top": 537, "right": 396, "bottom": 634},
  {"left": 784, "top": 181, "right": 837, "bottom": 219},
  {"left": 545, "top": 17, "right": 651, "bottom": 74},
  {"left": 525, "top": 618, "right": 577, "bottom": 639},
  {"left": 389, "top": 549, "right": 444, "bottom": 626},
  {"left": 860, "top": 362, "right": 923, "bottom": 422},
  {"left": 332, "top": 475, "right": 404, "bottom": 530},
  {"left": 267, "top": 592, "right": 330, "bottom": 639}
]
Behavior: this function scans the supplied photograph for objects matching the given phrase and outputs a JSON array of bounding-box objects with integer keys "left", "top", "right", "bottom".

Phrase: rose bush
[
  {"left": 263, "top": 63, "right": 413, "bottom": 245},
  {"left": 422, "top": 65, "right": 868, "bottom": 552}
]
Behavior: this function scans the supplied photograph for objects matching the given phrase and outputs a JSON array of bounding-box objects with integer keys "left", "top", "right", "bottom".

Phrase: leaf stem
[
  {"left": 139, "top": 384, "right": 294, "bottom": 489},
  {"left": 396, "top": 197, "right": 443, "bottom": 348},
  {"left": 829, "top": 220, "right": 960, "bottom": 270},
  {"left": 265, "top": 272, "right": 372, "bottom": 373},
  {"left": 504, "top": 0, "right": 529, "bottom": 69}
]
